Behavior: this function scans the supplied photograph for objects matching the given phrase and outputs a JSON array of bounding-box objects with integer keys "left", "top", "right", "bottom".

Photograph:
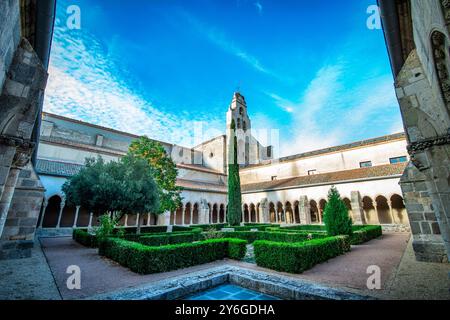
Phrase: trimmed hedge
[
  {"left": 98, "top": 237, "right": 247, "bottom": 274},
  {"left": 194, "top": 224, "right": 228, "bottom": 231},
  {"left": 278, "top": 225, "right": 327, "bottom": 232},
  {"left": 73, "top": 229, "right": 98, "bottom": 248},
  {"left": 116, "top": 226, "right": 168, "bottom": 234},
  {"left": 350, "top": 225, "right": 382, "bottom": 245},
  {"left": 203, "top": 231, "right": 327, "bottom": 244},
  {"left": 254, "top": 236, "right": 351, "bottom": 274},
  {"left": 139, "top": 232, "right": 201, "bottom": 246}
]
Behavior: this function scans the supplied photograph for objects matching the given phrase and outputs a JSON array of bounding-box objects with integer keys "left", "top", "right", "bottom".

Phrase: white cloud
[
  {"left": 254, "top": 2, "right": 263, "bottom": 15},
  {"left": 270, "top": 64, "right": 400, "bottom": 157},
  {"left": 44, "top": 22, "right": 223, "bottom": 147},
  {"left": 179, "top": 10, "right": 277, "bottom": 77}
]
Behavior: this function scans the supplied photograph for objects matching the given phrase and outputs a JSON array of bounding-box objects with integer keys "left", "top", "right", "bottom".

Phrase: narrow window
[
  {"left": 360, "top": 161, "right": 372, "bottom": 168},
  {"left": 390, "top": 156, "right": 407, "bottom": 164}
]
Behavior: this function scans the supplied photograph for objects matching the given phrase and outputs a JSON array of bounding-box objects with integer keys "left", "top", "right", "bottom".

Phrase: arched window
[
  {"left": 362, "top": 197, "right": 376, "bottom": 224},
  {"left": 376, "top": 196, "right": 392, "bottom": 224},
  {"left": 310, "top": 200, "right": 319, "bottom": 223},
  {"left": 193, "top": 203, "right": 199, "bottom": 225}
]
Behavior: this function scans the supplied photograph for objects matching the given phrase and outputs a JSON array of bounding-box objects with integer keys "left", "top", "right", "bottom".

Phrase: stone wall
[
  {"left": 0, "top": 0, "right": 49, "bottom": 259},
  {"left": 392, "top": 0, "right": 450, "bottom": 262},
  {"left": 0, "top": 0, "right": 21, "bottom": 89}
]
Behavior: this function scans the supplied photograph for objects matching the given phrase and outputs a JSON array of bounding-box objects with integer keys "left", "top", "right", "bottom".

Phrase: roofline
[
  {"left": 242, "top": 132, "right": 406, "bottom": 171},
  {"left": 242, "top": 174, "right": 402, "bottom": 194},
  {"left": 41, "top": 112, "right": 190, "bottom": 149},
  {"left": 193, "top": 135, "right": 226, "bottom": 149}
]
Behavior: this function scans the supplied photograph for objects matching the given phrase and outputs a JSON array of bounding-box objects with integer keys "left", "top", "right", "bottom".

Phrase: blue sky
[{"left": 44, "top": 0, "right": 403, "bottom": 157}]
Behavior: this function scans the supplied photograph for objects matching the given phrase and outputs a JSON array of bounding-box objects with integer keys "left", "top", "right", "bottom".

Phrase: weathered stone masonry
[{"left": 0, "top": 0, "right": 54, "bottom": 259}]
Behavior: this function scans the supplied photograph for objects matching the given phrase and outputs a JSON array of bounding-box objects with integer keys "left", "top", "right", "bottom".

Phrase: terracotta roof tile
[
  {"left": 242, "top": 163, "right": 407, "bottom": 193},
  {"left": 36, "top": 159, "right": 84, "bottom": 177}
]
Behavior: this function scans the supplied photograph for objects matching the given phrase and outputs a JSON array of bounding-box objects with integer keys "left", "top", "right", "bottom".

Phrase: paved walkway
[
  {"left": 1, "top": 233, "right": 448, "bottom": 300},
  {"left": 0, "top": 240, "right": 61, "bottom": 300}
]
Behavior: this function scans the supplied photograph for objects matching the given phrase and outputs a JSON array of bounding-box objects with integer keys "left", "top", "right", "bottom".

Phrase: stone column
[
  {"left": 157, "top": 211, "right": 171, "bottom": 226},
  {"left": 388, "top": 200, "right": 397, "bottom": 224},
  {"left": 181, "top": 204, "right": 186, "bottom": 225},
  {"left": 88, "top": 212, "right": 94, "bottom": 228},
  {"left": 350, "top": 191, "right": 366, "bottom": 225},
  {"left": 147, "top": 213, "right": 152, "bottom": 226},
  {"left": 73, "top": 206, "right": 81, "bottom": 228},
  {"left": 39, "top": 198, "right": 48, "bottom": 228},
  {"left": 199, "top": 199, "right": 209, "bottom": 225},
  {"left": 260, "top": 199, "right": 270, "bottom": 223},
  {"left": 136, "top": 213, "right": 140, "bottom": 227},
  {"left": 299, "top": 196, "right": 311, "bottom": 225},
  {"left": 0, "top": 168, "right": 20, "bottom": 238},
  {"left": 124, "top": 214, "right": 128, "bottom": 227},
  {"left": 373, "top": 200, "right": 381, "bottom": 225},
  {"left": 56, "top": 198, "right": 66, "bottom": 229}
]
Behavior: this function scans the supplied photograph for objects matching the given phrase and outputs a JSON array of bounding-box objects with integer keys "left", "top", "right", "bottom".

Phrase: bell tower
[{"left": 226, "top": 92, "right": 252, "bottom": 167}]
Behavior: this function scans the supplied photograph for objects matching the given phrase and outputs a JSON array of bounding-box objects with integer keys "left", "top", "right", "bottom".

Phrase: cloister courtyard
[{"left": 0, "top": 227, "right": 449, "bottom": 300}]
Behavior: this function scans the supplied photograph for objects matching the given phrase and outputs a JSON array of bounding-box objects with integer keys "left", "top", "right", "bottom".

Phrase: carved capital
[{"left": 12, "top": 147, "right": 32, "bottom": 168}]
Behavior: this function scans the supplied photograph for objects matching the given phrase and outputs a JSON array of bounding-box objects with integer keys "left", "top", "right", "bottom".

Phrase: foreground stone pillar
[
  {"left": 0, "top": 168, "right": 20, "bottom": 238},
  {"left": 350, "top": 191, "right": 366, "bottom": 225},
  {"left": 298, "top": 196, "right": 311, "bottom": 225}
]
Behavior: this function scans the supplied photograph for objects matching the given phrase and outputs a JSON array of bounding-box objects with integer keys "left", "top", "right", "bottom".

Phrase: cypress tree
[
  {"left": 227, "top": 120, "right": 242, "bottom": 226},
  {"left": 323, "top": 186, "right": 353, "bottom": 236}
]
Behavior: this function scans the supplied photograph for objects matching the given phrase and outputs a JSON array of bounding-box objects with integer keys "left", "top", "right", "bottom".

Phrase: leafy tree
[
  {"left": 323, "top": 186, "right": 353, "bottom": 236},
  {"left": 62, "top": 155, "right": 160, "bottom": 234},
  {"left": 128, "top": 137, "right": 182, "bottom": 215},
  {"left": 227, "top": 120, "right": 243, "bottom": 226}
]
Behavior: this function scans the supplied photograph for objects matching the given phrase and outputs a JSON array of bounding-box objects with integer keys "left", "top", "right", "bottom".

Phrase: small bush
[
  {"left": 194, "top": 224, "right": 228, "bottom": 231},
  {"left": 202, "top": 231, "right": 327, "bottom": 244},
  {"left": 350, "top": 225, "right": 382, "bottom": 245},
  {"left": 254, "top": 236, "right": 351, "bottom": 274},
  {"left": 73, "top": 229, "right": 98, "bottom": 248},
  {"left": 323, "top": 187, "right": 353, "bottom": 236},
  {"left": 98, "top": 237, "right": 247, "bottom": 274},
  {"left": 139, "top": 232, "right": 200, "bottom": 246}
]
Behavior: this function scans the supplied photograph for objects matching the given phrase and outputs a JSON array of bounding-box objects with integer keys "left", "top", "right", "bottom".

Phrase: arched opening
[
  {"left": 277, "top": 202, "right": 284, "bottom": 223},
  {"left": 256, "top": 203, "right": 261, "bottom": 223},
  {"left": 43, "top": 195, "right": 62, "bottom": 228},
  {"left": 243, "top": 204, "right": 249, "bottom": 223},
  {"left": 250, "top": 203, "right": 257, "bottom": 222},
  {"left": 60, "top": 203, "right": 76, "bottom": 228},
  {"left": 76, "top": 207, "right": 90, "bottom": 227},
  {"left": 362, "top": 196, "right": 377, "bottom": 224},
  {"left": 175, "top": 206, "right": 183, "bottom": 225},
  {"left": 294, "top": 201, "right": 300, "bottom": 224},
  {"left": 219, "top": 204, "right": 225, "bottom": 223},
  {"left": 170, "top": 211, "right": 175, "bottom": 225},
  {"left": 343, "top": 198, "right": 353, "bottom": 221},
  {"left": 285, "top": 202, "right": 293, "bottom": 224},
  {"left": 184, "top": 203, "right": 192, "bottom": 225},
  {"left": 212, "top": 204, "right": 218, "bottom": 224},
  {"left": 193, "top": 203, "right": 199, "bottom": 225},
  {"left": 269, "top": 202, "right": 276, "bottom": 223},
  {"left": 391, "top": 194, "right": 408, "bottom": 225},
  {"left": 376, "top": 196, "right": 392, "bottom": 224},
  {"left": 310, "top": 200, "right": 319, "bottom": 223}
]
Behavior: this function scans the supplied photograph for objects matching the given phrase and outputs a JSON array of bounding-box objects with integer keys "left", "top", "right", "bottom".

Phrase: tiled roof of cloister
[
  {"left": 36, "top": 159, "right": 84, "bottom": 177},
  {"left": 176, "top": 179, "right": 227, "bottom": 193},
  {"left": 241, "top": 163, "right": 407, "bottom": 193}
]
